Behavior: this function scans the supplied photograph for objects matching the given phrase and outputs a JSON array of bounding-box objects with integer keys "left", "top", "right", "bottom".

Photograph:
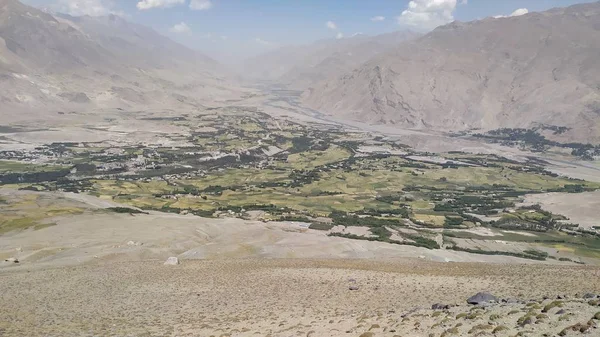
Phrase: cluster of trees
[
  {"left": 289, "top": 170, "right": 321, "bottom": 187},
  {"left": 475, "top": 128, "right": 599, "bottom": 160},
  {"left": 216, "top": 203, "right": 294, "bottom": 216},
  {"left": 447, "top": 246, "right": 548, "bottom": 261},
  {"left": 0, "top": 169, "right": 71, "bottom": 184},
  {"left": 107, "top": 207, "right": 148, "bottom": 214},
  {"left": 329, "top": 210, "right": 405, "bottom": 228},
  {"left": 432, "top": 195, "right": 514, "bottom": 215},
  {"left": 361, "top": 207, "right": 409, "bottom": 218},
  {"left": 328, "top": 232, "right": 440, "bottom": 250}
]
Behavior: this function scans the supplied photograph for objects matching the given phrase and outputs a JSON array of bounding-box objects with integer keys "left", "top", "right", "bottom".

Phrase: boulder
[
  {"left": 431, "top": 303, "right": 450, "bottom": 310},
  {"left": 164, "top": 257, "right": 179, "bottom": 265},
  {"left": 467, "top": 292, "right": 498, "bottom": 305},
  {"left": 348, "top": 286, "right": 359, "bottom": 291},
  {"left": 583, "top": 293, "right": 597, "bottom": 299}
]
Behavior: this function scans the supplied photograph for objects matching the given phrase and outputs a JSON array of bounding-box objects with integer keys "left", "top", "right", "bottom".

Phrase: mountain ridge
[
  {"left": 244, "top": 30, "right": 421, "bottom": 89},
  {"left": 302, "top": 1, "right": 600, "bottom": 143},
  {"left": 0, "top": 0, "right": 242, "bottom": 116}
]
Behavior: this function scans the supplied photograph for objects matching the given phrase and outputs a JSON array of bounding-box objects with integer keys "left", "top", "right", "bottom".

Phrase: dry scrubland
[{"left": 1, "top": 259, "right": 600, "bottom": 336}]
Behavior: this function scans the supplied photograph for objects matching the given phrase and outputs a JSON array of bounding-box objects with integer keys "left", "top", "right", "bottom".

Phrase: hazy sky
[{"left": 22, "top": 0, "right": 598, "bottom": 62}]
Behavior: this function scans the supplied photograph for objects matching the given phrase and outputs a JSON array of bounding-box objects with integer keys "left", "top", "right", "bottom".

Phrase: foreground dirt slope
[{"left": 1, "top": 259, "right": 599, "bottom": 336}]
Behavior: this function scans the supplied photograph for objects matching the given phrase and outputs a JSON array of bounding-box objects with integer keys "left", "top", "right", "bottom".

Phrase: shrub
[
  {"left": 468, "top": 324, "right": 493, "bottom": 334},
  {"left": 492, "top": 326, "right": 508, "bottom": 334},
  {"left": 542, "top": 301, "right": 563, "bottom": 313},
  {"left": 488, "top": 314, "right": 501, "bottom": 321},
  {"left": 441, "top": 327, "right": 459, "bottom": 336},
  {"left": 517, "top": 314, "right": 535, "bottom": 326}
]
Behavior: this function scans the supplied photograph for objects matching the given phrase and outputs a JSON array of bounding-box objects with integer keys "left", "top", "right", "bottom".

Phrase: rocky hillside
[
  {"left": 302, "top": 2, "right": 600, "bottom": 143},
  {"left": 244, "top": 31, "right": 420, "bottom": 89},
  {"left": 0, "top": 0, "right": 241, "bottom": 115}
]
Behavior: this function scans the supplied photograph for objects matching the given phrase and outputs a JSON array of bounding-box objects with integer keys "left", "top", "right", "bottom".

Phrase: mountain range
[
  {"left": 244, "top": 30, "right": 421, "bottom": 89},
  {"left": 0, "top": 0, "right": 239, "bottom": 115},
  {"left": 1, "top": 0, "right": 599, "bottom": 143},
  {"left": 302, "top": 2, "right": 600, "bottom": 142}
]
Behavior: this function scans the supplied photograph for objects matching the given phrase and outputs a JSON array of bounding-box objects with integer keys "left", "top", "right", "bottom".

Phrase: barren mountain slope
[
  {"left": 0, "top": 0, "right": 243, "bottom": 117},
  {"left": 244, "top": 31, "right": 420, "bottom": 89},
  {"left": 303, "top": 2, "right": 600, "bottom": 143}
]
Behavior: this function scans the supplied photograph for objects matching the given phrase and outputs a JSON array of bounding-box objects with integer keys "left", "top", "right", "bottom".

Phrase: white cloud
[
  {"left": 169, "top": 22, "right": 191, "bottom": 34},
  {"left": 189, "top": 0, "right": 212, "bottom": 11},
  {"left": 326, "top": 21, "right": 338, "bottom": 30},
  {"left": 397, "top": 0, "right": 458, "bottom": 31},
  {"left": 510, "top": 8, "right": 529, "bottom": 17},
  {"left": 371, "top": 16, "right": 385, "bottom": 22},
  {"left": 336, "top": 32, "right": 344, "bottom": 39},
  {"left": 493, "top": 8, "right": 529, "bottom": 19},
  {"left": 136, "top": 0, "right": 184, "bottom": 10},
  {"left": 55, "top": 0, "right": 116, "bottom": 16},
  {"left": 255, "top": 38, "right": 272, "bottom": 46}
]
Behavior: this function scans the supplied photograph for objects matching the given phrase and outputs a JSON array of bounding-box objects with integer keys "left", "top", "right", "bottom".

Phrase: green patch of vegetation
[
  {"left": 33, "top": 222, "right": 57, "bottom": 231},
  {"left": 542, "top": 301, "right": 563, "bottom": 313},
  {"left": 488, "top": 314, "right": 501, "bottom": 321},
  {"left": 3, "top": 110, "right": 599, "bottom": 262},
  {"left": 517, "top": 313, "right": 535, "bottom": 326},
  {"left": 441, "top": 327, "right": 459, "bottom": 336},
  {"left": 0, "top": 160, "right": 67, "bottom": 174},
  {"left": 473, "top": 127, "right": 600, "bottom": 160},
  {"left": 468, "top": 324, "right": 493, "bottom": 334},
  {"left": 308, "top": 222, "right": 334, "bottom": 231},
  {"left": 447, "top": 246, "right": 549, "bottom": 261},
  {"left": 106, "top": 207, "right": 148, "bottom": 215},
  {"left": 0, "top": 217, "right": 37, "bottom": 234},
  {"left": 466, "top": 312, "right": 482, "bottom": 320},
  {"left": 492, "top": 325, "right": 508, "bottom": 334}
]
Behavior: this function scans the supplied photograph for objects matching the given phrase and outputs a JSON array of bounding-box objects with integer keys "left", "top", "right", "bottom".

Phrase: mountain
[
  {"left": 0, "top": 0, "right": 240, "bottom": 115},
  {"left": 302, "top": 2, "right": 600, "bottom": 143},
  {"left": 244, "top": 31, "right": 420, "bottom": 89}
]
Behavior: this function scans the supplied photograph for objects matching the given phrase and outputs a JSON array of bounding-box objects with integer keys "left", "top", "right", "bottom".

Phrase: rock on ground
[
  {"left": 164, "top": 257, "right": 179, "bottom": 265},
  {"left": 467, "top": 292, "right": 498, "bottom": 305}
]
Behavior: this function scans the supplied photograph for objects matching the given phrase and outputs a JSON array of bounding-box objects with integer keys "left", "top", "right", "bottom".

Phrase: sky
[{"left": 22, "top": 0, "right": 598, "bottom": 62}]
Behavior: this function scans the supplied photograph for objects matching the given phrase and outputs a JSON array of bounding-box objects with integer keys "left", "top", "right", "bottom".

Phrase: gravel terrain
[{"left": 1, "top": 259, "right": 599, "bottom": 336}]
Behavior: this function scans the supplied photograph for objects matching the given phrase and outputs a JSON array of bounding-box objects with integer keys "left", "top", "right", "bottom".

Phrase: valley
[
  {"left": 1, "top": 0, "right": 600, "bottom": 336},
  {"left": 2, "top": 90, "right": 600, "bottom": 267}
]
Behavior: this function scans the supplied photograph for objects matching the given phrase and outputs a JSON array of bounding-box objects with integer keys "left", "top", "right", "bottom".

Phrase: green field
[{"left": 1, "top": 109, "right": 599, "bottom": 262}]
